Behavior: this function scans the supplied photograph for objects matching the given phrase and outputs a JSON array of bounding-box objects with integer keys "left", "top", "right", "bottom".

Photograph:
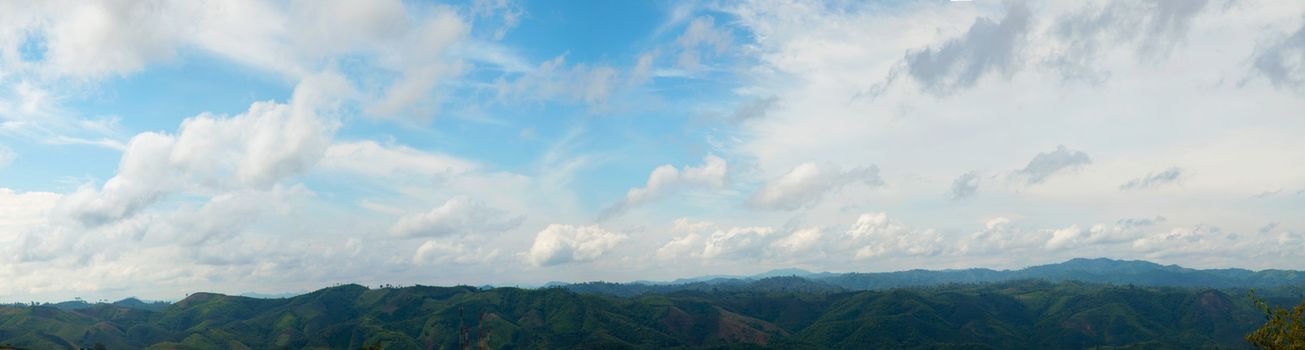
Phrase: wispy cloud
[{"left": 1119, "top": 166, "right": 1182, "bottom": 190}]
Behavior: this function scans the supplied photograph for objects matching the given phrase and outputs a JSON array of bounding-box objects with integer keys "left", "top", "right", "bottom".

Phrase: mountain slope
[{"left": 0, "top": 280, "right": 1288, "bottom": 349}]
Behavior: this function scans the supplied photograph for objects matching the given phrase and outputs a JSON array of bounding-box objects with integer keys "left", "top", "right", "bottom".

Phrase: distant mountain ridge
[
  {"left": 0, "top": 279, "right": 1295, "bottom": 349},
  {"left": 556, "top": 258, "right": 1305, "bottom": 296},
  {"left": 1, "top": 258, "right": 1302, "bottom": 349}
]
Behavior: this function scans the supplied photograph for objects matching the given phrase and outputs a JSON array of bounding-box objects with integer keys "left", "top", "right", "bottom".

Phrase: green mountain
[
  {"left": 0, "top": 280, "right": 1296, "bottom": 349},
  {"left": 2, "top": 258, "right": 1302, "bottom": 349}
]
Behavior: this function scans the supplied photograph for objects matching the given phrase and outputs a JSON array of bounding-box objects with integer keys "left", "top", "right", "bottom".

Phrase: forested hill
[
  {"left": 0, "top": 281, "right": 1301, "bottom": 349},
  {"left": 2, "top": 258, "right": 1303, "bottom": 349}
]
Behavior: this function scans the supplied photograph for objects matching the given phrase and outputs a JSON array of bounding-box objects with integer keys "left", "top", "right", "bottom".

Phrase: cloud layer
[
  {"left": 0, "top": 0, "right": 1304, "bottom": 302},
  {"left": 748, "top": 163, "right": 882, "bottom": 211}
]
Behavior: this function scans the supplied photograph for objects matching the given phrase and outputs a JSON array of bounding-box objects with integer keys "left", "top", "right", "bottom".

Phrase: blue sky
[{"left": 2, "top": 0, "right": 1305, "bottom": 302}]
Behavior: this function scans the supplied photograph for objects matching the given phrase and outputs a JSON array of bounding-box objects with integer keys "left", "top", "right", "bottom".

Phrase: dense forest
[{"left": 1, "top": 258, "right": 1302, "bottom": 349}]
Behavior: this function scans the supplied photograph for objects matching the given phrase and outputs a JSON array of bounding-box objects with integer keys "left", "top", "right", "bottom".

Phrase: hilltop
[{"left": 0, "top": 258, "right": 1301, "bottom": 349}]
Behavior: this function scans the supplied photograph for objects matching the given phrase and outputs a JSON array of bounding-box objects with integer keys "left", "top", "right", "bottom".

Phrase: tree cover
[{"left": 1, "top": 258, "right": 1302, "bottom": 349}]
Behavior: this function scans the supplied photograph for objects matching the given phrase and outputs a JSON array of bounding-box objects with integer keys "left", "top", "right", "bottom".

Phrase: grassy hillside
[{"left": 0, "top": 279, "right": 1293, "bottom": 349}]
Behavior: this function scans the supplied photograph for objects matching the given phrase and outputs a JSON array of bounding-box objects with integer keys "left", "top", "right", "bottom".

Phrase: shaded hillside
[{"left": 0, "top": 280, "right": 1291, "bottom": 349}]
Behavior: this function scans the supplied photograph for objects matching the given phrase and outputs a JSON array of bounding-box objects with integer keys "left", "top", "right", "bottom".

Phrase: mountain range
[
  {"left": 0, "top": 258, "right": 1301, "bottom": 349},
  {"left": 559, "top": 257, "right": 1305, "bottom": 297}
]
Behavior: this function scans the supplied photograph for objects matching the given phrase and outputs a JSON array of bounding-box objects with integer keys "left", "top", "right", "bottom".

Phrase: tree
[{"left": 1246, "top": 291, "right": 1305, "bottom": 349}]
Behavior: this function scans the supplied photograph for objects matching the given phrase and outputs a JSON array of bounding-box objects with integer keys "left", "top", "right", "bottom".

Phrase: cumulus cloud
[
  {"left": 154, "top": 185, "right": 311, "bottom": 246},
  {"left": 524, "top": 224, "right": 627, "bottom": 267},
  {"left": 656, "top": 234, "right": 704, "bottom": 261},
  {"left": 655, "top": 221, "right": 821, "bottom": 261},
  {"left": 412, "top": 240, "right": 500, "bottom": 265},
  {"left": 0, "top": 188, "right": 60, "bottom": 234},
  {"left": 600, "top": 155, "right": 727, "bottom": 219},
  {"left": 0, "top": 0, "right": 470, "bottom": 126},
  {"left": 655, "top": 214, "right": 948, "bottom": 263},
  {"left": 1045, "top": 222, "right": 1145, "bottom": 251},
  {"left": 958, "top": 217, "right": 1039, "bottom": 255},
  {"left": 1017, "top": 145, "right": 1091, "bottom": 185},
  {"left": 748, "top": 162, "right": 881, "bottom": 211},
  {"left": 1130, "top": 225, "right": 1230, "bottom": 256},
  {"left": 389, "top": 196, "right": 523, "bottom": 238},
  {"left": 769, "top": 227, "right": 824, "bottom": 256},
  {"left": 844, "top": 212, "right": 944, "bottom": 259},
  {"left": 949, "top": 171, "right": 980, "bottom": 199},
  {"left": 57, "top": 73, "right": 351, "bottom": 227},
  {"left": 887, "top": 2, "right": 1031, "bottom": 96},
  {"left": 1119, "top": 166, "right": 1183, "bottom": 190},
  {"left": 700, "top": 226, "right": 780, "bottom": 259},
  {"left": 34, "top": 0, "right": 188, "bottom": 79},
  {"left": 1252, "top": 20, "right": 1305, "bottom": 92}
]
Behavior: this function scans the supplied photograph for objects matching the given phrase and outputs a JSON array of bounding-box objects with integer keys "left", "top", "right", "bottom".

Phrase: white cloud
[
  {"left": 844, "top": 212, "right": 944, "bottom": 259},
  {"left": 769, "top": 227, "right": 824, "bottom": 256},
  {"left": 40, "top": 0, "right": 188, "bottom": 79},
  {"left": 656, "top": 233, "right": 704, "bottom": 260},
  {"left": 494, "top": 54, "right": 622, "bottom": 108},
  {"left": 0, "top": 188, "right": 60, "bottom": 234},
  {"left": 363, "top": 9, "right": 469, "bottom": 120},
  {"left": 958, "top": 217, "right": 1036, "bottom": 255},
  {"left": 748, "top": 162, "right": 881, "bottom": 211},
  {"left": 701, "top": 226, "right": 778, "bottom": 259},
  {"left": 1131, "top": 225, "right": 1226, "bottom": 255},
  {"left": 389, "top": 196, "right": 523, "bottom": 238},
  {"left": 57, "top": 73, "right": 351, "bottom": 227},
  {"left": 656, "top": 222, "right": 821, "bottom": 261},
  {"left": 0, "top": 0, "right": 471, "bottom": 128},
  {"left": 0, "top": 82, "right": 128, "bottom": 149},
  {"left": 412, "top": 239, "right": 500, "bottom": 265},
  {"left": 320, "top": 140, "right": 477, "bottom": 178},
  {"left": 671, "top": 217, "right": 715, "bottom": 232},
  {"left": 152, "top": 185, "right": 312, "bottom": 246},
  {"left": 656, "top": 213, "right": 946, "bottom": 263},
  {"left": 4, "top": 0, "right": 1305, "bottom": 301},
  {"left": 470, "top": 0, "right": 525, "bottom": 41},
  {"left": 524, "top": 224, "right": 627, "bottom": 267},
  {"left": 1045, "top": 224, "right": 1138, "bottom": 251},
  {"left": 676, "top": 16, "right": 732, "bottom": 71},
  {"left": 600, "top": 155, "right": 727, "bottom": 219}
]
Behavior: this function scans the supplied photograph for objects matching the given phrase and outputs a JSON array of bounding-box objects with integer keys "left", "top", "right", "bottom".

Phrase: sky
[{"left": 1, "top": 0, "right": 1304, "bottom": 302}]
